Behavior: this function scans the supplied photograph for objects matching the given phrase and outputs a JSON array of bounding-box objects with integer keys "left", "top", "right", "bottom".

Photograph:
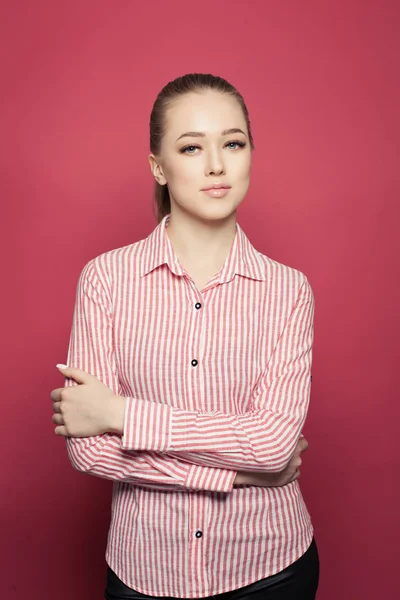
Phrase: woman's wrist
[
  {"left": 108, "top": 395, "right": 126, "bottom": 435},
  {"left": 233, "top": 471, "right": 251, "bottom": 486}
]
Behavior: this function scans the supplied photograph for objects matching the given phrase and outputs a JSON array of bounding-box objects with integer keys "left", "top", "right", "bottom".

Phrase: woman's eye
[
  {"left": 226, "top": 141, "right": 246, "bottom": 150},
  {"left": 180, "top": 145, "right": 199, "bottom": 154}
]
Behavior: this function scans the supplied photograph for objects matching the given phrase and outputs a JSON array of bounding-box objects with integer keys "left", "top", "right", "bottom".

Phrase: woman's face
[{"left": 149, "top": 90, "right": 252, "bottom": 222}]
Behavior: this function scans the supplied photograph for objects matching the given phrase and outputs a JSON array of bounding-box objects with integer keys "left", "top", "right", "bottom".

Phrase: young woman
[{"left": 51, "top": 73, "right": 319, "bottom": 599}]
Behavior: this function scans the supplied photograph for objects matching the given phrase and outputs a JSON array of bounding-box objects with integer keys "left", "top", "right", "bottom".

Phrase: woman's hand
[
  {"left": 233, "top": 436, "right": 308, "bottom": 487},
  {"left": 50, "top": 365, "right": 126, "bottom": 437}
]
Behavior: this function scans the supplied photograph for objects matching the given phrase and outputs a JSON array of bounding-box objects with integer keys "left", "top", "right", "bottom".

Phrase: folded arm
[
  {"left": 63, "top": 260, "right": 236, "bottom": 493},
  {"left": 120, "top": 275, "right": 315, "bottom": 473}
]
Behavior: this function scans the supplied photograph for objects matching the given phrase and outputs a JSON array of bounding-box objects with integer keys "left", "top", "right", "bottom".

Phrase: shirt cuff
[
  {"left": 121, "top": 397, "right": 172, "bottom": 451},
  {"left": 185, "top": 463, "right": 236, "bottom": 493}
]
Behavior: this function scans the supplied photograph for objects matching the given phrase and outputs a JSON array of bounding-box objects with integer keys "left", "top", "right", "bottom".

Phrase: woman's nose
[{"left": 205, "top": 151, "right": 225, "bottom": 176}]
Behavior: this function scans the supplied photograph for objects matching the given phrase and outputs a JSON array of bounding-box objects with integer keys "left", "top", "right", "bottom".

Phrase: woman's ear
[{"left": 148, "top": 154, "right": 167, "bottom": 186}]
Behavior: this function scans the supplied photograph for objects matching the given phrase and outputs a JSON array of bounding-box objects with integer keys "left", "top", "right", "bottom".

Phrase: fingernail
[{"left": 56, "top": 364, "right": 69, "bottom": 369}]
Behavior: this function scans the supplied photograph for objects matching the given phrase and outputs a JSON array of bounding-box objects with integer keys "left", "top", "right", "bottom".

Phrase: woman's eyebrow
[{"left": 176, "top": 128, "right": 246, "bottom": 141}]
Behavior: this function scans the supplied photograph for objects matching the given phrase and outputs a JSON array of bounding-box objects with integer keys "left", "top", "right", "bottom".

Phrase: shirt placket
[{"left": 183, "top": 273, "right": 211, "bottom": 594}]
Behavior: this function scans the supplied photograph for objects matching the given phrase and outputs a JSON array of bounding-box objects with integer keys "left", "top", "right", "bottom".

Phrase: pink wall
[{"left": 1, "top": 1, "right": 398, "bottom": 597}]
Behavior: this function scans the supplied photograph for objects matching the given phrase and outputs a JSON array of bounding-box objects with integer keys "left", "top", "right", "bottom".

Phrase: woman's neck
[{"left": 165, "top": 210, "right": 237, "bottom": 273}]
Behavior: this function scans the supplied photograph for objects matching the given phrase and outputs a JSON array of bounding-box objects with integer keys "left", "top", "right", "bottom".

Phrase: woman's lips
[{"left": 202, "top": 187, "right": 231, "bottom": 198}]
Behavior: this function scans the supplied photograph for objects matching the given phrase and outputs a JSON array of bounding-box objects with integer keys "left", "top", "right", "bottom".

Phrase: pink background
[{"left": 1, "top": 1, "right": 398, "bottom": 598}]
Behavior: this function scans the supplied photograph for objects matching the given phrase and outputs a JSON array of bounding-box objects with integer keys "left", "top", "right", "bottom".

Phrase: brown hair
[{"left": 149, "top": 73, "right": 255, "bottom": 223}]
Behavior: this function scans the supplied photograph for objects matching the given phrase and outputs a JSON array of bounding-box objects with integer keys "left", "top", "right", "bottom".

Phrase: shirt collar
[{"left": 140, "top": 213, "right": 266, "bottom": 283}]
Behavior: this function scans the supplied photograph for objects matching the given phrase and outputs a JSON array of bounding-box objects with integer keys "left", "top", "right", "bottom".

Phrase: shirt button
[
  {"left": 191, "top": 359, "right": 198, "bottom": 367},
  {"left": 195, "top": 302, "right": 202, "bottom": 310},
  {"left": 195, "top": 531, "right": 203, "bottom": 538}
]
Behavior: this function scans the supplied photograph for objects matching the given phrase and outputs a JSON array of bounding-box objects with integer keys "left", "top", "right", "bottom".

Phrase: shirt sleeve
[
  {"left": 121, "top": 277, "right": 315, "bottom": 473},
  {"left": 63, "top": 260, "right": 236, "bottom": 493}
]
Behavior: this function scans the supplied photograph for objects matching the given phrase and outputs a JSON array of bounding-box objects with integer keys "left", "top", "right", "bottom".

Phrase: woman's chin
[{"left": 194, "top": 198, "right": 243, "bottom": 220}]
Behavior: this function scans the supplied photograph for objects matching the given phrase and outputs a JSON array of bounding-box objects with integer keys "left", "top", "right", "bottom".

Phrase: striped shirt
[{"left": 64, "top": 213, "right": 315, "bottom": 598}]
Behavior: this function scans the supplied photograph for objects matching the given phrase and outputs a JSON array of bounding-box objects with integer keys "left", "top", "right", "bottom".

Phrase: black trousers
[{"left": 104, "top": 538, "right": 319, "bottom": 600}]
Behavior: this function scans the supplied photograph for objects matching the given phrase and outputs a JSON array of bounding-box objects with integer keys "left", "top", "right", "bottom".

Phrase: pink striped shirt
[{"left": 64, "top": 213, "right": 315, "bottom": 598}]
